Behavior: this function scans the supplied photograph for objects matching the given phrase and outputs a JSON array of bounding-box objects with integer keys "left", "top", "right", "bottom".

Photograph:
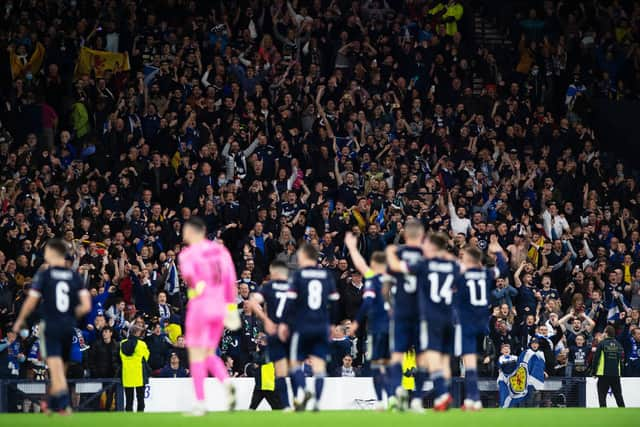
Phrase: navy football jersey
[
  {"left": 356, "top": 272, "right": 391, "bottom": 334},
  {"left": 256, "top": 280, "right": 290, "bottom": 324},
  {"left": 539, "top": 288, "right": 560, "bottom": 301},
  {"left": 409, "top": 257, "right": 462, "bottom": 322},
  {"left": 455, "top": 266, "right": 499, "bottom": 327},
  {"left": 286, "top": 267, "right": 339, "bottom": 334},
  {"left": 391, "top": 246, "right": 423, "bottom": 320},
  {"left": 31, "top": 267, "right": 84, "bottom": 326}
]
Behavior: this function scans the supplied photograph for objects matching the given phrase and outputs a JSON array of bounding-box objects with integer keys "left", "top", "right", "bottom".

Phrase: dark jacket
[
  {"left": 145, "top": 334, "right": 170, "bottom": 370},
  {"left": 89, "top": 338, "right": 120, "bottom": 378},
  {"left": 158, "top": 364, "right": 189, "bottom": 378}
]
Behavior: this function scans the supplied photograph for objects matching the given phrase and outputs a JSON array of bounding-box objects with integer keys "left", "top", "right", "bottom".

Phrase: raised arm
[
  {"left": 385, "top": 245, "right": 407, "bottom": 273},
  {"left": 514, "top": 261, "right": 526, "bottom": 287},
  {"left": 345, "top": 232, "right": 369, "bottom": 275}
]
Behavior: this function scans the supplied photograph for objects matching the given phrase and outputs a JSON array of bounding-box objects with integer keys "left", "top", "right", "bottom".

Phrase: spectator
[
  {"left": 334, "top": 354, "right": 359, "bottom": 378},
  {"left": 329, "top": 324, "right": 353, "bottom": 375},
  {"left": 158, "top": 352, "right": 189, "bottom": 378},
  {"left": 568, "top": 334, "right": 590, "bottom": 377},
  {"left": 145, "top": 322, "right": 171, "bottom": 372},
  {"left": 621, "top": 323, "right": 640, "bottom": 377},
  {"left": 89, "top": 327, "right": 120, "bottom": 411}
]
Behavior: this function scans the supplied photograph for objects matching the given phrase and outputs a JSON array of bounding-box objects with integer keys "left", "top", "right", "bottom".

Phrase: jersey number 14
[{"left": 428, "top": 273, "right": 454, "bottom": 305}]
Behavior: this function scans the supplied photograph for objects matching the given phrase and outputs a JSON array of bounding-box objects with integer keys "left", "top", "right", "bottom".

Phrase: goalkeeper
[{"left": 179, "top": 217, "right": 241, "bottom": 415}]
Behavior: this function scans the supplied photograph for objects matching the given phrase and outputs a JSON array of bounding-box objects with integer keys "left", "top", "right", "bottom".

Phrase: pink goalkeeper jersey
[{"left": 179, "top": 239, "right": 237, "bottom": 307}]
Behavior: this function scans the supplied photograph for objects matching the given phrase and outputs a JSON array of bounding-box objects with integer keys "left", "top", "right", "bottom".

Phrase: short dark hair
[
  {"left": 464, "top": 246, "right": 483, "bottom": 263},
  {"left": 427, "top": 232, "right": 448, "bottom": 251},
  {"left": 184, "top": 216, "right": 207, "bottom": 234},
  {"left": 270, "top": 259, "right": 289, "bottom": 272},
  {"left": 298, "top": 243, "right": 318, "bottom": 261},
  {"left": 605, "top": 325, "right": 616, "bottom": 338},
  {"left": 46, "top": 238, "right": 69, "bottom": 257},
  {"left": 370, "top": 251, "right": 386, "bottom": 266}
]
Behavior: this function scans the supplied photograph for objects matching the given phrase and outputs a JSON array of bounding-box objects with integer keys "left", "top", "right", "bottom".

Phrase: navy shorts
[
  {"left": 390, "top": 317, "right": 418, "bottom": 353},
  {"left": 418, "top": 318, "right": 454, "bottom": 354},
  {"left": 267, "top": 333, "right": 289, "bottom": 363},
  {"left": 367, "top": 332, "right": 390, "bottom": 361},
  {"left": 39, "top": 321, "right": 73, "bottom": 361},
  {"left": 290, "top": 330, "right": 328, "bottom": 361},
  {"left": 454, "top": 323, "right": 483, "bottom": 357}
]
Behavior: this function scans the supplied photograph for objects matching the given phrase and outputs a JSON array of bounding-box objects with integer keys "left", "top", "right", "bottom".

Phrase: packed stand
[{"left": 0, "top": 0, "right": 639, "bottom": 392}]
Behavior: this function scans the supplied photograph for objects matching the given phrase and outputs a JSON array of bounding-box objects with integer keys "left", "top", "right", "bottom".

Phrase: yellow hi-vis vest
[
  {"left": 402, "top": 350, "right": 416, "bottom": 391},
  {"left": 260, "top": 362, "right": 275, "bottom": 391}
]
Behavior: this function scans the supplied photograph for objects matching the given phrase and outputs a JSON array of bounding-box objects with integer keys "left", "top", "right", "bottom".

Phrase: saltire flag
[
  {"left": 606, "top": 292, "right": 628, "bottom": 322},
  {"left": 375, "top": 205, "right": 385, "bottom": 228},
  {"left": 165, "top": 260, "right": 180, "bottom": 296},
  {"left": 498, "top": 348, "right": 545, "bottom": 407},
  {"left": 75, "top": 47, "right": 130, "bottom": 78},
  {"left": 143, "top": 64, "right": 160, "bottom": 86}
]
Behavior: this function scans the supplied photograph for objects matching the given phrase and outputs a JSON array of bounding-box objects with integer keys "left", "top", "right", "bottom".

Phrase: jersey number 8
[{"left": 308, "top": 279, "right": 323, "bottom": 310}]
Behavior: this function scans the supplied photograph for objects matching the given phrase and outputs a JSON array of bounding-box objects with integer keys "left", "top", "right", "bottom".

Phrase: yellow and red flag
[{"left": 74, "top": 47, "right": 130, "bottom": 79}]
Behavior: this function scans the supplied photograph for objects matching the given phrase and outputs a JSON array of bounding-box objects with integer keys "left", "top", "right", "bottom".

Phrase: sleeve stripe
[
  {"left": 286, "top": 291, "right": 298, "bottom": 298},
  {"left": 28, "top": 289, "right": 42, "bottom": 298},
  {"left": 329, "top": 292, "right": 340, "bottom": 301},
  {"left": 363, "top": 291, "right": 376, "bottom": 298}
]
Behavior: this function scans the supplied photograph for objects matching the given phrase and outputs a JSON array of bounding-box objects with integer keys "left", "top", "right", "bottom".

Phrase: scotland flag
[
  {"left": 606, "top": 291, "right": 628, "bottom": 322},
  {"left": 375, "top": 205, "right": 385, "bottom": 228},
  {"left": 165, "top": 259, "right": 180, "bottom": 296},
  {"left": 498, "top": 349, "right": 546, "bottom": 407}
]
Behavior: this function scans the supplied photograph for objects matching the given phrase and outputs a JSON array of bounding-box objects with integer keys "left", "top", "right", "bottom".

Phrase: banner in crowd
[
  {"left": 498, "top": 349, "right": 546, "bottom": 407},
  {"left": 75, "top": 47, "right": 130, "bottom": 78}
]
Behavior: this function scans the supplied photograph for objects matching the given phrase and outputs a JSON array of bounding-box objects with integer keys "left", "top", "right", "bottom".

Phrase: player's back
[
  {"left": 289, "top": 267, "right": 338, "bottom": 334},
  {"left": 362, "top": 273, "right": 390, "bottom": 334},
  {"left": 257, "top": 280, "right": 290, "bottom": 324},
  {"left": 179, "top": 239, "right": 236, "bottom": 306},
  {"left": 33, "top": 267, "right": 83, "bottom": 327},
  {"left": 416, "top": 257, "right": 461, "bottom": 322},
  {"left": 456, "top": 267, "right": 496, "bottom": 328},
  {"left": 391, "top": 246, "right": 423, "bottom": 320}
]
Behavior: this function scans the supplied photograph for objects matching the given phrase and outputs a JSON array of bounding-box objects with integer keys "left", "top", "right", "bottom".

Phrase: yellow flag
[
  {"left": 528, "top": 236, "right": 545, "bottom": 266},
  {"left": 10, "top": 42, "right": 45, "bottom": 80},
  {"left": 75, "top": 47, "right": 130, "bottom": 79}
]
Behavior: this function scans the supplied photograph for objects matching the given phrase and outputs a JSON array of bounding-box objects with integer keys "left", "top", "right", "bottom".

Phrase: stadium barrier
[
  {"left": 0, "top": 379, "right": 123, "bottom": 412},
  {"left": 6, "top": 377, "right": 640, "bottom": 411}
]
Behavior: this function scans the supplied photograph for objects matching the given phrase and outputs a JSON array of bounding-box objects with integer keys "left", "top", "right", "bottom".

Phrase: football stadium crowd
[{"left": 1, "top": 0, "right": 640, "bottom": 391}]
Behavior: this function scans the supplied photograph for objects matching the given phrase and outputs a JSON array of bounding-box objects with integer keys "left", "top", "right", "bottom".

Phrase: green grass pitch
[{"left": 2, "top": 409, "right": 639, "bottom": 427}]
